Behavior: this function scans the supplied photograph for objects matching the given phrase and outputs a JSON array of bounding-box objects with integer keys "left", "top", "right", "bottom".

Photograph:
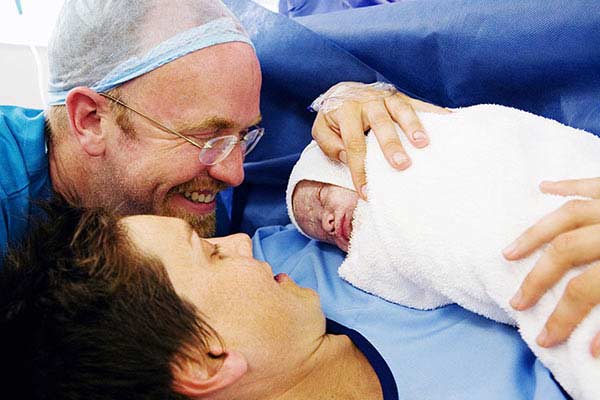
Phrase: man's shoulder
[
  {"left": 0, "top": 105, "right": 45, "bottom": 133},
  {"left": 0, "top": 105, "right": 47, "bottom": 197}
]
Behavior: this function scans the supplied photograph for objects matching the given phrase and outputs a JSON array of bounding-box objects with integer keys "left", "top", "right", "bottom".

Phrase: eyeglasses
[{"left": 99, "top": 92, "right": 264, "bottom": 165}]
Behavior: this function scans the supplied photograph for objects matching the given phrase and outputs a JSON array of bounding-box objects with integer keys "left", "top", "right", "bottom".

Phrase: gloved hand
[{"left": 310, "top": 81, "right": 450, "bottom": 199}]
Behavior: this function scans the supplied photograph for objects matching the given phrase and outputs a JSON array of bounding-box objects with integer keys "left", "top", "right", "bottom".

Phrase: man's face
[
  {"left": 122, "top": 215, "right": 324, "bottom": 381},
  {"left": 292, "top": 180, "right": 358, "bottom": 252},
  {"left": 94, "top": 42, "right": 261, "bottom": 237}
]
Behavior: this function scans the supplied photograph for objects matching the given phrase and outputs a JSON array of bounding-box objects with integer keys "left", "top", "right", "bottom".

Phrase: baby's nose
[{"left": 321, "top": 212, "right": 335, "bottom": 234}]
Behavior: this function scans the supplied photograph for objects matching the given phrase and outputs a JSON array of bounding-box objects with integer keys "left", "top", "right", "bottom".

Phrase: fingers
[
  {"left": 535, "top": 263, "right": 600, "bottom": 348},
  {"left": 311, "top": 111, "right": 346, "bottom": 162},
  {"left": 541, "top": 178, "right": 600, "bottom": 198},
  {"left": 310, "top": 83, "right": 451, "bottom": 195},
  {"left": 504, "top": 199, "right": 600, "bottom": 260},
  {"left": 363, "top": 100, "right": 412, "bottom": 170},
  {"left": 336, "top": 101, "right": 369, "bottom": 199},
  {"left": 401, "top": 93, "right": 452, "bottom": 114},
  {"left": 511, "top": 224, "right": 600, "bottom": 311},
  {"left": 384, "top": 95, "right": 429, "bottom": 150}
]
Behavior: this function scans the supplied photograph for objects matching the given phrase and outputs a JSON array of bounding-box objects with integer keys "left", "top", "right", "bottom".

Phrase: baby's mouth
[{"left": 337, "top": 210, "right": 354, "bottom": 245}]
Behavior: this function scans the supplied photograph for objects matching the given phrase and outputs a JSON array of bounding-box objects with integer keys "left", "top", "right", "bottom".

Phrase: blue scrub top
[
  {"left": 0, "top": 106, "right": 51, "bottom": 258},
  {"left": 252, "top": 225, "right": 570, "bottom": 399}
]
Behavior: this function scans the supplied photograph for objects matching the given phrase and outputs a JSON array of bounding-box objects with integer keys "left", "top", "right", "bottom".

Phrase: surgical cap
[{"left": 47, "top": 0, "right": 253, "bottom": 105}]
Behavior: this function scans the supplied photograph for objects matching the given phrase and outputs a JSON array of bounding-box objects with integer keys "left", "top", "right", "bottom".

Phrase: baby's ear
[{"left": 172, "top": 347, "right": 248, "bottom": 397}]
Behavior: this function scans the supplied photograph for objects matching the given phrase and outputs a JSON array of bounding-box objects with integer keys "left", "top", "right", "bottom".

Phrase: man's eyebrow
[{"left": 175, "top": 114, "right": 262, "bottom": 134}]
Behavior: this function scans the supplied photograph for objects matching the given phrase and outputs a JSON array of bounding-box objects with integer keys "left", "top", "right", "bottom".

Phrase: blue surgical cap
[{"left": 47, "top": 0, "right": 254, "bottom": 105}]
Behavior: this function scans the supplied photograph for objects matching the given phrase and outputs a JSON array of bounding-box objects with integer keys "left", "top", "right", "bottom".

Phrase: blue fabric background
[
  {"left": 278, "top": 0, "right": 399, "bottom": 17},
  {"left": 225, "top": 0, "right": 600, "bottom": 235}
]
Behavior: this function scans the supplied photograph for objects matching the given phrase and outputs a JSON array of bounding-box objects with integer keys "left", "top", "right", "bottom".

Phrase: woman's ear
[
  {"left": 172, "top": 348, "right": 248, "bottom": 398},
  {"left": 65, "top": 87, "right": 110, "bottom": 156}
]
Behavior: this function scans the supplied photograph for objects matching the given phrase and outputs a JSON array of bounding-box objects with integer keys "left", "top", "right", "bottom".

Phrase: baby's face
[{"left": 292, "top": 180, "right": 358, "bottom": 252}]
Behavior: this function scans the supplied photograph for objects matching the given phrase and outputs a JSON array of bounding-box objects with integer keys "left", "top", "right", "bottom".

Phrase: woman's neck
[{"left": 277, "top": 333, "right": 383, "bottom": 400}]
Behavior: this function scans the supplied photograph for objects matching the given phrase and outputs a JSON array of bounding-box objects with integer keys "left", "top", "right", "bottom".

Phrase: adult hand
[
  {"left": 503, "top": 178, "right": 600, "bottom": 357},
  {"left": 311, "top": 82, "right": 450, "bottom": 199}
]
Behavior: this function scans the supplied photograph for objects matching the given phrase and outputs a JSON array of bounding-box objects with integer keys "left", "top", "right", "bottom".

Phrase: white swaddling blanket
[{"left": 287, "top": 104, "right": 600, "bottom": 400}]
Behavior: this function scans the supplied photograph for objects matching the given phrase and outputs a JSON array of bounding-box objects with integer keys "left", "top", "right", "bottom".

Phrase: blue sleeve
[{"left": 0, "top": 106, "right": 49, "bottom": 259}]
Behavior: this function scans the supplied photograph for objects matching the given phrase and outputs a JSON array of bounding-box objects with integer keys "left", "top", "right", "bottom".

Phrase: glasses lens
[
  {"left": 241, "top": 127, "right": 264, "bottom": 156},
  {"left": 199, "top": 136, "right": 237, "bottom": 165}
]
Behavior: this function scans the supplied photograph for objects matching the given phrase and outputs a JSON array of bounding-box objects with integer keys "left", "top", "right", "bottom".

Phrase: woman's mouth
[{"left": 274, "top": 273, "right": 291, "bottom": 283}]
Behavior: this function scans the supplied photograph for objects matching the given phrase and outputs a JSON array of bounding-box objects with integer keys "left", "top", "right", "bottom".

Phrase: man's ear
[
  {"left": 172, "top": 348, "right": 248, "bottom": 398},
  {"left": 65, "top": 87, "right": 111, "bottom": 157}
]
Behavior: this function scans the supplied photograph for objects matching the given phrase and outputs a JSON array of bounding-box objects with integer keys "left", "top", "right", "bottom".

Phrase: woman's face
[{"left": 292, "top": 180, "right": 358, "bottom": 252}]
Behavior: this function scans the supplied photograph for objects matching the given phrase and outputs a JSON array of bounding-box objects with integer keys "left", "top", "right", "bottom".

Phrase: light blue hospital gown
[
  {"left": 252, "top": 225, "right": 570, "bottom": 400},
  {"left": 0, "top": 106, "right": 50, "bottom": 259}
]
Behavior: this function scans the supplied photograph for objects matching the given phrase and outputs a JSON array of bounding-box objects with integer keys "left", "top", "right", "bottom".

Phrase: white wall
[
  {"left": 0, "top": 43, "right": 48, "bottom": 109},
  {"left": 0, "top": 0, "right": 60, "bottom": 108}
]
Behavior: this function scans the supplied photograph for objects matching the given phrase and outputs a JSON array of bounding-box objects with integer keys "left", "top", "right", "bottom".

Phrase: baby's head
[
  {"left": 292, "top": 180, "right": 358, "bottom": 252},
  {"left": 286, "top": 141, "right": 358, "bottom": 252}
]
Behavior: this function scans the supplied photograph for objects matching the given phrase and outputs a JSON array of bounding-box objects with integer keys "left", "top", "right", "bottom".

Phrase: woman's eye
[{"left": 211, "top": 244, "right": 223, "bottom": 259}]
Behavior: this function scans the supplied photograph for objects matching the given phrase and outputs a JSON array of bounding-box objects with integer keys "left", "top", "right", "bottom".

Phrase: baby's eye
[{"left": 317, "top": 185, "right": 325, "bottom": 205}]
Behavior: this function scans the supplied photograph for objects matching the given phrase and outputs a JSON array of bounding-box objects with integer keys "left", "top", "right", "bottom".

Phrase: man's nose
[
  {"left": 207, "top": 145, "right": 245, "bottom": 187},
  {"left": 206, "top": 233, "right": 252, "bottom": 257}
]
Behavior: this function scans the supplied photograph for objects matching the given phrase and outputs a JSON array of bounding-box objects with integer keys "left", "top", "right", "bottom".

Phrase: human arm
[
  {"left": 310, "top": 82, "right": 450, "bottom": 199},
  {"left": 503, "top": 178, "right": 600, "bottom": 357}
]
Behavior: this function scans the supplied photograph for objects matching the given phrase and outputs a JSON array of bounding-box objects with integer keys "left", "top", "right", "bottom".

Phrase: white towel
[{"left": 288, "top": 104, "right": 600, "bottom": 400}]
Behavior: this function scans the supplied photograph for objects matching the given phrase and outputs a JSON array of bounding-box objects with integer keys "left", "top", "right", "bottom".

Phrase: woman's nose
[{"left": 206, "top": 233, "right": 252, "bottom": 257}]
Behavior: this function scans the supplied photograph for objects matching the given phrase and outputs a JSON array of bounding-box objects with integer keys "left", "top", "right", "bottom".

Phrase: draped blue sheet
[
  {"left": 278, "top": 0, "right": 399, "bottom": 17},
  {"left": 224, "top": 0, "right": 600, "bottom": 235}
]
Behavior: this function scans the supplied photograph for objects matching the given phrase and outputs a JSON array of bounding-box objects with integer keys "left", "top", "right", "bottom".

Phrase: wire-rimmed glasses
[{"left": 99, "top": 92, "right": 264, "bottom": 165}]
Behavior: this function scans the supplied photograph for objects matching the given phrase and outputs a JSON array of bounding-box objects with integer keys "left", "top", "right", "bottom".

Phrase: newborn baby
[
  {"left": 286, "top": 104, "right": 600, "bottom": 400},
  {"left": 291, "top": 180, "right": 357, "bottom": 252}
]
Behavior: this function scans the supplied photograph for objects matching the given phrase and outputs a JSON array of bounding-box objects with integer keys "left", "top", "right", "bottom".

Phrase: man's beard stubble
[
  {"left": 161, "top": 177, "right": 228, "bottom": 238},
  {"left": 90, "top": 168, "right": 224, "bottom": 238}
]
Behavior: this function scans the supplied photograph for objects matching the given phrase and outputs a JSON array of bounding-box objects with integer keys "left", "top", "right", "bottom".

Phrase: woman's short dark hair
[{"left": 0, "top": 202, "right": 218, "bottom": 400}]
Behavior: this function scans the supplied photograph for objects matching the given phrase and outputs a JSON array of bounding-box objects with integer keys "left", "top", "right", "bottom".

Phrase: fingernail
[
  {"left": 412, "top": 130, "right": 428, "bottom": 143},
  {"left": 510, "top": 289, "right": 524, "bottom": 310},
  {"left": 361, "top": 185, "right": 368, "bottom": 200},
  {"left": 339, "top": 150, "right": 347, "bottom": 164},
  {"left": 503, "top": 241, "right": 519, "bottom": 258},
  {"left": 537, "top": 328, "right": 551, "bottom": 347},
  {"left": 393, "top": 153, "right": 410, "bottom": 169},
  {"left": 592, "top": 335, "right": 600, "bottom": 358}
]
